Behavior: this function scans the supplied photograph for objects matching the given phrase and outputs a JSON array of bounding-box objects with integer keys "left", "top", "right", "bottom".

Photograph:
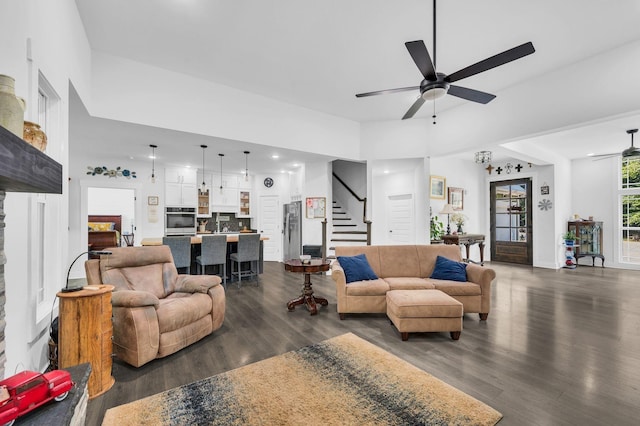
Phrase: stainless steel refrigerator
[{"left": 283, "top": 201, "right": 302, "bottom": 261}]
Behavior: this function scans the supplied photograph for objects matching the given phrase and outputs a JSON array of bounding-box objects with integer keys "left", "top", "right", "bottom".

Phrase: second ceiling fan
[{"left": 356, "top": 0, "right": 536, "bottom": 120}]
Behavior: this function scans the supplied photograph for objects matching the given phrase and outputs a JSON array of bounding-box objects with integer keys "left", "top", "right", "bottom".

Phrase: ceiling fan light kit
[{"left": 355, "top": 0, "right": 535, "bottom": 121}]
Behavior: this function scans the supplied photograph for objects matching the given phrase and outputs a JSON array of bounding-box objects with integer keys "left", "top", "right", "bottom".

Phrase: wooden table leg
[
  {"left": 287, "top": 273, "right": 328, "bottom": 315},
  {"left": 478, "top": 241, "right": 485, "bottom": 265}
]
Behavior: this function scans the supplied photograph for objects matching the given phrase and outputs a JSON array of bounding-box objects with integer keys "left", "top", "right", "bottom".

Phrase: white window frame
[
  {"left": 26, "top": 72, "right": 64, "bottom": 341},
  {"left": 618, "top": 157, "right": 640, "bottom": 266}
]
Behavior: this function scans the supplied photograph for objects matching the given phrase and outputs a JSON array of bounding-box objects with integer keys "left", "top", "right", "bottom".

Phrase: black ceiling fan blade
[
  {"left": 356, "top": 86, "right": 420, "bottom": 98},
  {"left": 402, "top": 97, "right": 426, "bottom": 120},
  {"left": 405, "top": 40, "right": 437, "bottom": 80},
  {"left": 447, "top": 42, "right": 535, "bottom": 83},
  {"left": 448, "top": 85, "right": 496, "bottom": 104}
]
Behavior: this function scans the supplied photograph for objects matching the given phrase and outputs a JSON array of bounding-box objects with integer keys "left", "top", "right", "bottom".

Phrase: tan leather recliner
[{"left": 85, "top": 245, "right": 225, "bottom": 367}]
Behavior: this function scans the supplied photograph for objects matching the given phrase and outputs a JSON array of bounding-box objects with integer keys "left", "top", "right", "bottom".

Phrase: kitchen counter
[{"left": 140, "top": 234, "right": 268, "bottom": 246}]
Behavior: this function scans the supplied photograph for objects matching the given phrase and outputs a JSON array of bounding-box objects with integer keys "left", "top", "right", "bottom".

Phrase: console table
[{"left": 442, "top": 234, "right": 486, "bottom": 265}]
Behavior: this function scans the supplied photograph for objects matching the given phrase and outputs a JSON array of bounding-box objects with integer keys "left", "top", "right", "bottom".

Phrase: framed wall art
[
  {"left": 448, "top": 187, "right": 464, "bottom": 210},
  {"left": 429, "top": 175, "right": 446, "bottom": 199},
  {"left": 148, "top": 196, "right": 159, "bottom": 206}
]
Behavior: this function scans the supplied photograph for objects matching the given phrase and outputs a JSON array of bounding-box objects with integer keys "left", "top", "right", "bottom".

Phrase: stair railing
[
  {"left": 332, "top": 172, "right": 372, "bottom": 246},
  {"left": 332, "top": 172, "right": 368, "bottom": 223}
]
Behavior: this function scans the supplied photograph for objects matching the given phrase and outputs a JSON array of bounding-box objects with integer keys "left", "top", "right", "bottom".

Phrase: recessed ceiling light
[
  {"left": 272, "top": 154, "right": 280, "bottom": 159},
  {"left": 587, "top": 153, "right": 595, "bottom": 157},
  {"left": 293, "top": 163, "right": 299, "bottom": 167},
  {"left": 384, "top": 170, "right": 390, "bottom": 174}
]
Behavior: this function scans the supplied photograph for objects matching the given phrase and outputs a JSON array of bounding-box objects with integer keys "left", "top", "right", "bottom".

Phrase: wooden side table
[
  {"left": 57, "top": 285, "right": 115, "bottom": 398},
  {"left": 284, "top": 259, "right": 330, "bottom": 315}
]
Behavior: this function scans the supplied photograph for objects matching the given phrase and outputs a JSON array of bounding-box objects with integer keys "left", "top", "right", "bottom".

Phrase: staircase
[
  {"left": 324, "top": 171, "right": 372, "bottom": 259},
  {"left": 331, "top": 201, "right": 368, "bottom": 245}
]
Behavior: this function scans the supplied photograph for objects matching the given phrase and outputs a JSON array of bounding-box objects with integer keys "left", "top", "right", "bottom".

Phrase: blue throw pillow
[
  {"left": 430, "top": 255, "right": 467, "bottom": 282},
  {"left": 337, "top": 254, "right": 378, "bottom": 284}
]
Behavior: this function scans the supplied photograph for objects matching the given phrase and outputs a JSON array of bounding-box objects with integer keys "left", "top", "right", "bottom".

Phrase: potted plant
[
  {"left": 562, "top": 230, "right": 576, "bottom": 246},
  {"left": 430, "top": 215, "right": 444, "bottom": 241}
]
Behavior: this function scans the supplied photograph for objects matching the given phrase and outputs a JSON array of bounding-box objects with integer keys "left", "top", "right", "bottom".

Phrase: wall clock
[{"left": 263, "top": 177, "right": 274, "bottom": 188}]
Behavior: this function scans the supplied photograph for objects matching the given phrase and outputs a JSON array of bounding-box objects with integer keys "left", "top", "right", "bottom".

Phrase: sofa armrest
[
  {"left": 112, "top": 290, "right": 159, "bottom": 309},
  {"left": 331, "top": 261, "right": 346, "bottom": 289},
  {"left": 465, "top": 264, "right": 496, "bottom": 288},
  {"left": 465, "top": 264, "right": 496, "bottom": 315},
  {"left": 175, "top": 274, "right": 221, "bottom": 294},
  {"left": 331, "top": 261, "right": 349, "bottom": 314}
]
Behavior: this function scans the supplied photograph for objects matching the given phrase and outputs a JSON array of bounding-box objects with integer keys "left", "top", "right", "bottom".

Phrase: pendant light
[
  {"left": 243, "top": 150, "right": 250, "bottom": 181},
  {"left": 149, "top": 144, "right": 157, "bottom": 183},
  {"left": 218, "top": 153, "right": 224, "bottom": 194},
  {"left": 200, "top": 144, "right": 208, "bottom": 192}
]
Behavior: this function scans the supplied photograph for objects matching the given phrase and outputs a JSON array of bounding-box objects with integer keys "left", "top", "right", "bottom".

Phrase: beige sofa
[
  {"left": 332, "top": 245, "right": 495, "bottom": 320},
  {"left": 85, "top": 245, "right": 225, "bottom": 367}
]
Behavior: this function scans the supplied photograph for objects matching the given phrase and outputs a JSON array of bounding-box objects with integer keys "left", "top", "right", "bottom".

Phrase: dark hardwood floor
[{"left": 86, "top": 261, "right": 640, "bottom": 425}]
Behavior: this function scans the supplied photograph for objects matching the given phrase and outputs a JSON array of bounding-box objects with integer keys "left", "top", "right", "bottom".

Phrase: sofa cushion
[
  {"left": 416, "top": 245, "right": 462, "bottom": 277},
  {"left": 387, "top": 289, "right": 463, "bottom": 318},
  {"left": 156, "top": 292, "right": 213, "bottom": 333},
  {"left": 338, "top": 254, "right": 379, "bottom": 283},
  {"left": 430, "top": 255, "right": 467, "bottom": 282},
  {"left": 377, "top": 245, "right": 421, "bottom": 278},
  {"left": 344, "top": 278, "right": 390, "bottom": 296},
  {"left": 384, "top": 277, "right": 435, "bottom": 290},
  {"left": 431, "top": 279, "right": 482, "bottom": 296}
]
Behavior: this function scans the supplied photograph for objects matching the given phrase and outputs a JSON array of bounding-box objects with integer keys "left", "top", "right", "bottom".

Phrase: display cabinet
[
  {"left": 238, "top": 190, "right": 251, "bottom": 217},
  {"left": 198, "top": 189, "right": 210, "bottom": 216},
  {"left": 567, "top": 221, "right": 605, "bottom": 267}
]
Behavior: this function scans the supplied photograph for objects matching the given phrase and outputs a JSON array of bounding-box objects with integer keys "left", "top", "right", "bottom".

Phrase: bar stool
[
  {"left": 162, "top": 236, "right": 191, "bottom": 274},
  {"left": 196, "top": 235, "right": 227, "bottom": 288},
  {"left": 230, "top": 233, "right": 260, "bottom": 288}
]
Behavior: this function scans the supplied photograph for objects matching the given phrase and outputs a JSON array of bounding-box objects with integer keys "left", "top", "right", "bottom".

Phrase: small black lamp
[
  {"left": 439, "top": 204, "right": 456, "bottom": 235},
  {"left": 62, "top": 250, "right": 112, "bottom": 293}
]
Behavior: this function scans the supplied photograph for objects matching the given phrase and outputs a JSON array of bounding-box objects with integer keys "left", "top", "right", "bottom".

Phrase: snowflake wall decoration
[
  {"left": 538, "top": 199, "right": 552, "bottom": 211},
  {"left": 87, "top": 166, "right": 137, "bottom": 179}
]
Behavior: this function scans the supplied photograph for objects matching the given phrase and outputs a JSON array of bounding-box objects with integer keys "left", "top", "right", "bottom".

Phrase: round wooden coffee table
[{"left": 284, "top": 259, "right": 330, "bottom": 315}]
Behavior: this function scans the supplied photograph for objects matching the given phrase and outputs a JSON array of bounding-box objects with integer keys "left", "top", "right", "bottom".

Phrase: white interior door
[
  {"left": 387, "top": 193, "right": 414, "bottom": 244},
  {"left": 259, "top": 195, "right": 281, "bottom": 261}
]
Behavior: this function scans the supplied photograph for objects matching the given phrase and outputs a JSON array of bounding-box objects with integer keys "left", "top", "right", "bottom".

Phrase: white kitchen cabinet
[
  {"left": 211, "top": 187, "right": 239, "bottom": 211},
  {"left": 166, "top": 182, "right": 197, "bottom": 206},
  {"left": 212, "top": 173, "right": 238, "bottom": 190},
  {"left": 238, "top": 174, "right": 252, "bottom": 190},
  {"left": 165, "top": 167, "right": 197, "bottom": 206},
  {"left": 165, "top": 166, "right": 197, "bottom": 184}
]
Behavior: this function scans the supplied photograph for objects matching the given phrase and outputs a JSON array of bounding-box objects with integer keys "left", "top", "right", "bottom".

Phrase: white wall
[
  {"left": 89, "top": 52, "right": 361, "bottom": 161},
  {"left": 1, "top": 0, "right": 91, "bottom": 375},
  {"left": 303, "top": 161, "right": 331, "bottom": 251},
  {"left": 571, "top": 156, "right": 635, "bottom": 269}
]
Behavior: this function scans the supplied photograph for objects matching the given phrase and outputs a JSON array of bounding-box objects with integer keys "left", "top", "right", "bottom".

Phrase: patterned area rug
[{"left": 103, "top": 333, "right": 502, "bottom": 425}]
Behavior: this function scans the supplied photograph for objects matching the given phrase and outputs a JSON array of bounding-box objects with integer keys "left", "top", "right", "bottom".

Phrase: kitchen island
[{"left": 141, "top": 234, "right": 269, "bottom": 278}]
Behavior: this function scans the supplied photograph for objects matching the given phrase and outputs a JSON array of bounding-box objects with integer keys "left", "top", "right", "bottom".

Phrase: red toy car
[{"left": 0, "top": 369, "right": 74, "bottom": 426}]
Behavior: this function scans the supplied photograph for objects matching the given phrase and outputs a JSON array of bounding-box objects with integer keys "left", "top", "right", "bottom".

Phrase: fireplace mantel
[
  {"left": 0, "top": 125, "right": 62, "bottom": 194},
  {"left": 0, "top": 124, "right": 63, "bottom": 377}
]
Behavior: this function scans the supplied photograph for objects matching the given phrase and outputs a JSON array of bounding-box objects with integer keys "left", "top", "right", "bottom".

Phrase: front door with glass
[{"left": 490, "top": 178, "right": 533, "bottom": 265}]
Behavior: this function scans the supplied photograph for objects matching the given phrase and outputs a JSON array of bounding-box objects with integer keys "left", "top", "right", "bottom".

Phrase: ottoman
[{"left": 386, "top": 289, "right": 463, "bottom": 341}]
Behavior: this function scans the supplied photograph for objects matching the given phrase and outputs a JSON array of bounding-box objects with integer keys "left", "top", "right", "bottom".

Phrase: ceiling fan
[
  {"left": 591, "top": 129, "right": 640, "bottom": 160},
  {"left": 355, "top": 0, "right": 535, "bottom": 120}
]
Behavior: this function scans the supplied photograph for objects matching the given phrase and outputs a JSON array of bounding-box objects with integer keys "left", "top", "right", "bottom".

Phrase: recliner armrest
[
  {"left": 175, "top": 274, "right": 221, "bottom": 294},
  {"left": 112, "top": 290, "right": 160, "bottom": 308}
]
